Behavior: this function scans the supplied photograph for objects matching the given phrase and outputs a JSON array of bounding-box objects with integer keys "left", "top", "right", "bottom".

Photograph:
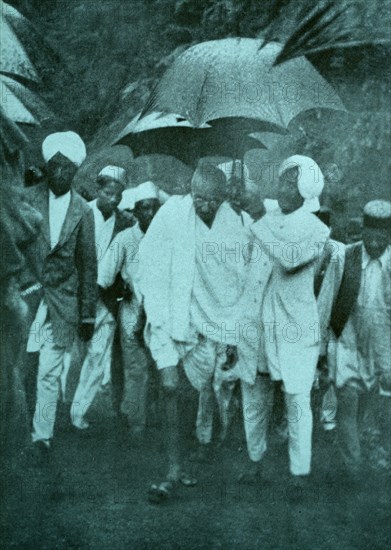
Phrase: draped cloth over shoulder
[
  {"left": 138, "top": 194, "right": 270, "bottom": 384},
  {"left": 251, "top": 208, "right": 330, "bottom": 393}
]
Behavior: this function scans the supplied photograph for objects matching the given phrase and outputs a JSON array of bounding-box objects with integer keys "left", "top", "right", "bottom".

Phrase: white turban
[
  {"left": 278, "top": 155, "right": 324, "bottom": 213},
  {"left": 118, "top": 181, "right": 160, "bottom": 211},
  {"left": 42, "top": 131, "right": 86, "bottom": 167},
  {"left": 98, "top": 165, "right": 127, "bottom": 185}
]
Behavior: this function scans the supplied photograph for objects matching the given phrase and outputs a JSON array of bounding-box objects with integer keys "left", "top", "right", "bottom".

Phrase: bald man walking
[{"left": 139, "top": 163, "right": 267, "bottom": 502}]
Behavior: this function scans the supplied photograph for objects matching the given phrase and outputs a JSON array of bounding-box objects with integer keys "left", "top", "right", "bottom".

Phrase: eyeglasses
[{"left": 192, "top": 195, "right": 219, "bottom": 209}]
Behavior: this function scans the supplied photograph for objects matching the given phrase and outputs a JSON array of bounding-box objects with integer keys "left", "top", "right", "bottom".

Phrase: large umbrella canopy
[
  {"left": 128, "top": 154, "right": 193, "bottom": 195},
  {"left": 263, "top": 0, "right": 391, "bottom": 63},
  {"left": 260, "top": 0, "right": 391, "bottom": 111},
  {"left": 0, "top": 2, "right": 38, "bottom": 82},
  {"left": 115, "top": 111, "right": 268, "bottom": 167},
  {"left": 140, "top": 38, "right": 345, "bottom": 128},
  {"left": 1, "top": 0, "right": 59, "bottom": 173},
  {"left": 1, "top": 1, "right": 61, "bottom": 83},
  {"left": 0, "top": 107, "right": 28, "bottom": 163},
  {"left": 1, "top": 75, "right": 53, "bottom": 125}
]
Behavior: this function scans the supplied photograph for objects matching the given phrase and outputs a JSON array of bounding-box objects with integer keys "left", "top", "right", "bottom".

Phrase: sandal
[
  {"left": 148, "top": 480, "right": 176, "bottom": 504},
  {"left": 179, "top": 472, "right": 198, "bottom": 487}
]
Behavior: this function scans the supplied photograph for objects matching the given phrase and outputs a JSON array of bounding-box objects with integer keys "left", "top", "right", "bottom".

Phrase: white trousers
[
  {"left": 32, "top": 323, "right": 72, "bottom": 442},
  {"left": 285, "top": 391, "right": 313, "bottom": 476},
  {"left": 236, "top": 375, "right": 313, "bottom": 474},
  {"left": 241, "top": 375, "right": 275, "bottom": 462},
  {"left": 119, "top": 301, "right": 151, "bottom": 428},
  {"left": 70, "top": 303, "right": 115, "bottom": 427}
]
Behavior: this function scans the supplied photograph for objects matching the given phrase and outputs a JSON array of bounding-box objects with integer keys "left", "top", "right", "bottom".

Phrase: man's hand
[
  {"left": 223, "top": 345, "right": 238, "bottom": 370},
  {"left": 317, "top": 357, "right": 331, "bottom": 390},
  {"left": 78, "top": 322, "right": 95, "bottom": 342},
  {"left": 160, "top": 365, "right": 179, "bottom": 392}
]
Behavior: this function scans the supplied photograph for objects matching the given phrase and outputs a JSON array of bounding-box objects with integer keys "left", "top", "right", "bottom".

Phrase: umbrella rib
[{"left": 193, "top": 71, "right": 210, "bottom": 127}]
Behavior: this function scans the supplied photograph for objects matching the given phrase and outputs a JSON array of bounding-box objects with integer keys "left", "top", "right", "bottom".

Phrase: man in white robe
[
  {"left": 251, "top": 155, "right": 330, "bottom": 492},
  {"left": 139, "top": 163, "right": 270, "bottom": 501}
]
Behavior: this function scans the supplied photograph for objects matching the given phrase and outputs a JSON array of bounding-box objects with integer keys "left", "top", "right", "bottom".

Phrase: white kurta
[
  {"left": 99, "top": 223, "right": 144, "bottom": 334},
  {"left": 252, "top": 208, "right": 330, "bottom": 394},
  {"left": 330, "top": 244, "right": 391, "bottom": 390}
]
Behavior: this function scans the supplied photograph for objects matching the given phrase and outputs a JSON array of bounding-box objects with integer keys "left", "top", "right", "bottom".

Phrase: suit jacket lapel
[
  {"left": 51, "top": 191, "right": 84, "bottom": 253},
  {"left": 32, "top": 185, "right": 51, "bottom": 246}
]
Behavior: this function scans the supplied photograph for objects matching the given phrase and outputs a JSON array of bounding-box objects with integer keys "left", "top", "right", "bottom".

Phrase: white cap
[
  {"left": 118, "top": 181, "right": 161, "bottom": 211},
  {"left": 42, "top": 131, "right": 86, "bottom": 167},
  {"left": 134, "top": 181, "right": 159, "bottom": 205},
  {"left": 363, "top": 200, "right": 391, "bottom": 230},
  {"left": 98, "top": 165, "right": 127, "bottom": 185},
  {"left": 118, "top": 188, "right": 136, "bottom": 210},
  {"left": 278, "top": 155, "right": 324, "bottom": 213}
]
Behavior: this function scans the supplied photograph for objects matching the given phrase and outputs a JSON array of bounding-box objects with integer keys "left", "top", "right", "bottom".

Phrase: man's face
[
  {"left": 45, "top": 152, "right": 78, "bottom": 196},
  {"left": 362, "top": 227, "right": 389, "bottom": 259},
  {"left": 133, "top": 198, "right": 160, "bottom": 233},
  {"left": 192, "top": 187, "right": 224, "bottom": 226},
  {"left": 96, "top": 179, "right": 123, "bottom": 219},
  {"left": 277, "top": 167, "right": 304, "bottom": 214}
]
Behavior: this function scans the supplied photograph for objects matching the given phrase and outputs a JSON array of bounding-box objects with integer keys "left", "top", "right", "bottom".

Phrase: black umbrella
[
  {"left": 260, "top": 0, "right": 391, "bottom": 110},
  {"left": 139, "top": 38, "right": 345, "bottom": 128},
  {"left": 114, "top": 112, "right": 269, "bottom": 167}
]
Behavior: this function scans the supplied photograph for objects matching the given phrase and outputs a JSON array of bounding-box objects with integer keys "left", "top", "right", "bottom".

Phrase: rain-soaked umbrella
[
  {"left": 260, "top": 0, "right": 391, "bottom": 110},
  {"left": 1, "top": 1, "right": 58, "bottom": 166},
  {"left": 0, "top": 107, "right": 28, "bottom": 164},
  {"left": 263, "top": 0, "right": 390, "bottom": 64},
  {"left": 115, "top": 111, "right": 268, "bottom": 167},
  {"left": 128, "top": 154, "right": 194, "bottom": 195},
  {"left": 1, "top": 75, "right": 53, "bottom": 125},
  {"left": 1, "top": 0, "right": 61, "bottom": 83},
  {"left": 0, "top": 1, "right": 38, "bottom": 82},
  {"left": 140, "top": 38, "right": 345, "bottom": 128}
]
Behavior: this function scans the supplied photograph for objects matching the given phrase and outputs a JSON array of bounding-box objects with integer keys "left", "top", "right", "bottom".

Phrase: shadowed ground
[{"left": 2, "top": 378, "right": 390, "bottom": 550}]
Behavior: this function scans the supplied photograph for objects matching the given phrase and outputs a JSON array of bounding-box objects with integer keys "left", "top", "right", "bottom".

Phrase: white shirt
[
  {"left": 88, "top": 199, "right": 116, "bottom": 264},
  {"left": 98, "top": 223, "right": 143, "bottom": 294},
  {"left": 98, "top": 223, "right": 145, "bottom": 334},
  {"left": 49, "top": 190, "right": 71, "bottom": 249},
  {"left": 332, "top": 244, "right": 391, "bottom": 390}
]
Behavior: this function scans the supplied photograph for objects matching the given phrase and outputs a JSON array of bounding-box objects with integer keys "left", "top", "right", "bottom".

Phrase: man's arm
[
  {"left": 75, "top": 208, "right": 97, "bottom": 335},
  {"left": 98, "top": 230, "right": 127, "bottom": 289}
]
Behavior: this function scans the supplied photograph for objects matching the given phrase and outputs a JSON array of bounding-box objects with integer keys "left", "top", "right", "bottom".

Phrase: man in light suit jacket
[{"left": 23, "top": 131, "right": 97, "bottom": 454}]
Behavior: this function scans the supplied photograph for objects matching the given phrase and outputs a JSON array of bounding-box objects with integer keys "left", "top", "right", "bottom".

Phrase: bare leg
[{"left": 160, "top": 365, "right": 181, "bottom": 480}]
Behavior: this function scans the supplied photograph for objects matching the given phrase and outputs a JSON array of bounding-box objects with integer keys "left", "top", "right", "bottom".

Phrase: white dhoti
[{"left": 70, "top": 301, "right": 115, "bottom": 428}]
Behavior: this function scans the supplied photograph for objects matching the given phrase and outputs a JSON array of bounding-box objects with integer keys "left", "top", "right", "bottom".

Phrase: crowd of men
[{"left": 4, "top": 129, "right": 390, "bottom": 504}]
